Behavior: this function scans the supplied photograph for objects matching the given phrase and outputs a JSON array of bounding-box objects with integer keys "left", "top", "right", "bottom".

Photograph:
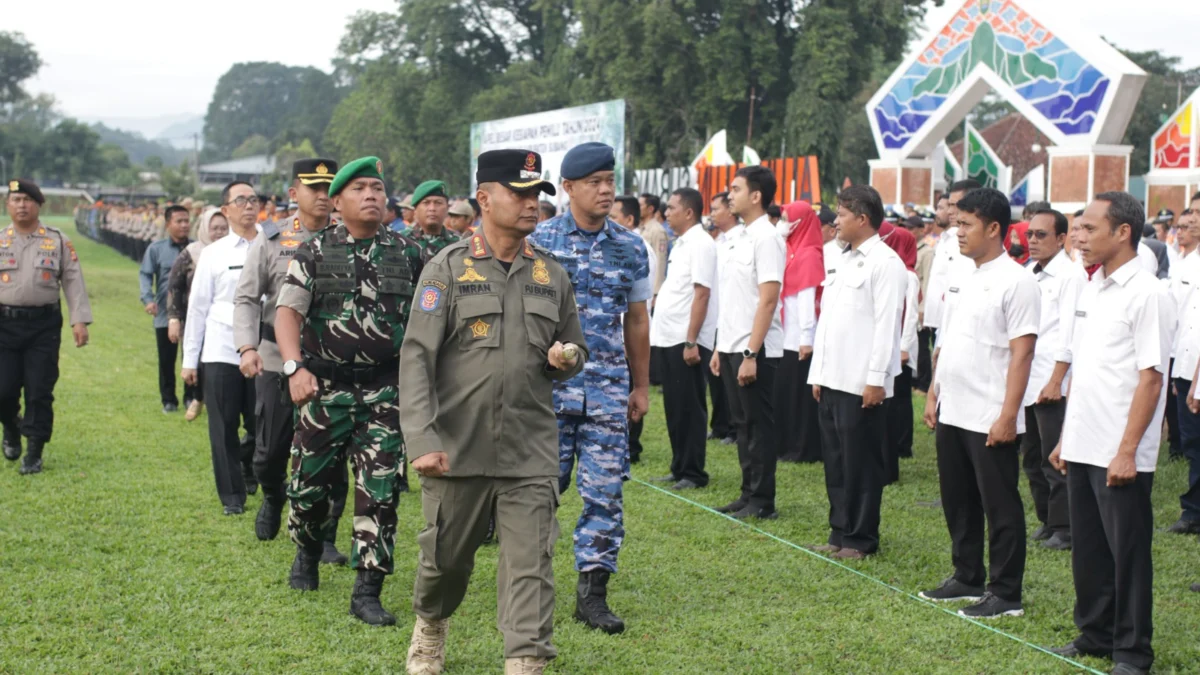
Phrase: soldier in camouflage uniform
[
  {"left": 234, "top": 158, "right": 353, "bottom": 560},
  {"left": 274, "top": 156, "right": 425, "bottom": 626},
  {"left": 529, "top": 143, "right": 652, "bottom": 635},
  {"left": 402, "top": 180, "right": 460, "bottom": 258}
]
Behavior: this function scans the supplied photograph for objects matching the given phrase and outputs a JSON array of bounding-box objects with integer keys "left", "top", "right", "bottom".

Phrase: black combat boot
[
  {"left": 255, "top": 489, "right": 285, "bottom": 541},
  {"left": 321, "top": 520, "right": 349, "bottom": 565},
  {"left": 288, "top": 546, "right": 321, "bottom": 591},
  {"left": 2, "top": 424, "right": 21, "bottom": 461},
  {"left": 349, "top": 569, "right": 396, "bottom": 626},
  {"left": 18, "top": 439, "right": 44, "bottom": 475},
  {"left": 575, "top": 570, "right": 625, "bottom": 634}
]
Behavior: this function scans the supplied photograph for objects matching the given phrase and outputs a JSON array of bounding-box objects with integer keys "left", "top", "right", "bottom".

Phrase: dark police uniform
[{"left": 1, "top": 179, "right": 93, "bottom": 474}]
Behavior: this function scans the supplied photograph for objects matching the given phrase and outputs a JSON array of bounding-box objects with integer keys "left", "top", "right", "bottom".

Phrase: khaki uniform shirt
[
  {"left": 399, "top": 232, "right": 588, "bottom": 478},
  {"left": 0, "top": 222, "right": 92, "bottom": 325},
  {"left": 234, "top": 217, "right": 319, "bottom": 372},
  {"left": 638, "top": 221, "right": 669, "bottom": 296}
]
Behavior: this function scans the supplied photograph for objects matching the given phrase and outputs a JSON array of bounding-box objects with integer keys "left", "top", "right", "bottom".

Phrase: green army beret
[
  {"left": 411, "top": 180, "right": 447, "bottom": 207},
  {"left": 329, "top": 156, "right": 385, "bottom": 198}
]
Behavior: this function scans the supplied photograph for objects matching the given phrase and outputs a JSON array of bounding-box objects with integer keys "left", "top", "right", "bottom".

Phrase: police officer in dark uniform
[{"left": 1, "top": 179, "right": 93, "bottom": 474}]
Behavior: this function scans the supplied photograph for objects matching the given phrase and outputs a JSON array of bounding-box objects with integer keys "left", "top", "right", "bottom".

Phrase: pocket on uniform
[
  {"left": 544, "top": 483, "right": 560, "bottom": 558},
  {"left": 417, "top": 491, "right": 444, "bottom": 570},
  {"left": 599, "top": 269, "right": 632, "bottom": 315},
  {"left": 456, "top": 294, "right": 502, "bottom": 350},
  {"left": 33, "top": 258, "right": 59, "bottom": 287},
  {"left": 523, "top": 295, "right": 559, "bottom": 351},
  {"left": 839, "top": 271, "right": 868, "bottom": 309}
]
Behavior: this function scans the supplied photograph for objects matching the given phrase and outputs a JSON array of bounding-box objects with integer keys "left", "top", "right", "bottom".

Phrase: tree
[
  {"left": 231, "top": 135, "right": 270, "bottom": 159},
  {"left": 0, "top": 32, "right": 42, "bottom": 104},
  {"left": 160, "top": 162, "right": 196, "bottom": 198}
]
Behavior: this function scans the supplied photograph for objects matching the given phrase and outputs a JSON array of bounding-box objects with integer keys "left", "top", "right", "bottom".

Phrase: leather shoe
[
  {"left": 223, "top": 505, "right": 244, "bottom": 516},
  {"left": 1190, "top": 582, "right": 1199, "bottom": 593},
  {"left": 1030, "top": 524, "right": 1052, "bottom": 541},
  {"left": 1047, "top": 640, "right": 1109, "bottom": 659},
  {"left": 671, "top": 479, "right": 701, "bottom": 490},
  {"left": 832, "top": 548, "right": 866, "bottom": 560},
  {"left": 162, "top": 403, "right": 178, "bottom": 413},
  {"left": 1165, "top": 518, "right": 1200, "bottom": 535},
  {"left": 1110, "top": 664, "right": 1148, "bottom": 675},
  {"left": 721, "top": 435, "right": 736, "bottom": 445},
  {"left": 731, "top": 505, "right": 778, "bottom": 520},
  {"left": 715, "top": 499, "right": 748, "bottom": 514},
  {"left": 1042, "top": 531, "right": 1071, "bottom": 550},
  {"left": 649, "top": 474, "right": 676, "bottom": 483},
  {"left": 2, "top": 425, "right": 21, "bottom": 461},
  {"left": 809, "top": 544, "right": 841, "bottom": 553}
]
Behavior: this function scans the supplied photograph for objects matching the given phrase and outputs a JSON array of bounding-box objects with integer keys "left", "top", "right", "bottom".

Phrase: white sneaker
[
  {"left": 505, "top": 656, "right": 549, "bottom": 675},
  {"left": 406, "top": 616, "right": 449, "bottom": 675}
]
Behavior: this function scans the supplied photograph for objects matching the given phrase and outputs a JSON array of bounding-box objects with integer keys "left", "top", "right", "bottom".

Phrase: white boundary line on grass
[{"left": 631, "top": 478, "right": 1105, "bottom": 675}]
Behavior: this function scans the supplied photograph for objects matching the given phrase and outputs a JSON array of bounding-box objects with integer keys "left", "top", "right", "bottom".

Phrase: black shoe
[
  {"left": 649, "top": 474, "right": 676, "bottom": 483},
  {"left": 731, "top": 504, "right": 778, "bottom": 520},
  {"left": 289, "top": 547, "right": 320, "bottom": 591},
  {"left": 575, "top": 571, "right": 625, "bottom": 634},
  {"left": 1030, "top": 524, "right": 1053, "bottom": 541},
  {"left": 1042, "top": 531, "right": 1072, "bottom": 551},
  {"left": 255, "top": 497, "right": 284, "bottom": 541},
  {"left": 397, "top": 473, "right": 410, "bottom": 493},
  {"left": 320, "top": 541, "right": 349, "bottom": 566},
  {"left": 1110, "top": 664, "right": 1149, "bottom": 675},
  {"left": 715, "top": 499, "right": 748, "bottom": 514},
  {"left": 223, "top": 505, "right": 245, "bottom": 516},
  {"left": 162, "top": 403, "right": 178, "bottom": 413},
  {"left": 244, "top": 479, "right": 259, "bottom": 496},
  {"left": 918, "top": 577, "right": 985, "bottom": 602},
  {"left": 18, "top": 439, "right": 44, "bottom": 475},
  {"left": 1190, "top": 582, "right": 1200, "bottom": 593},
  {"left": 721, "top": 435, "right": 736, "bottom": 445},
  {"left": 1048, "top": 640, "right": 1110, "bottom": 659},
  {"left": 350, "top": 569, "right": 396, "bottom": 626},
  {"left": 3, "top": 424, "right": 22, "bottom": 461},
  {"left": 958, "top": 592, "right": 1023, "bottom": 618},
  {"left": 1165, "top": 518, "right": 1200, "bottom": 535},
  {"left": 671, "top": 479, "right": 701, "bottom": 490}
]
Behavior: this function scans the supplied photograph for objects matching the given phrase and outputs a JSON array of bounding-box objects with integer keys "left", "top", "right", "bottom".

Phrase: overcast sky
[{"left": 7, "top": 0, "right": 1199, "bottom": 135}]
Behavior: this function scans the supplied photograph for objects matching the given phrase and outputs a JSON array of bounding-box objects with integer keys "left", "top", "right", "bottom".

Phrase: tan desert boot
[
  {"left": 406, "top": 616, "right": 449, "bottom": 675},
  {"left": 505, "top": 656, "right": 549, "bottom": 675}
]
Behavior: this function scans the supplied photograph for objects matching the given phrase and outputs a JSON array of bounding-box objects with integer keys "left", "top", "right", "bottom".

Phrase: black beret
[
  {"left": 561, "top": 142, "right": 616, "bottom": 180},
  {"left": 7, "top": 178, "right": 44, "bottom": 205},
  {"left": 818, "top": 205, "right": 837, "bottom": 225}
]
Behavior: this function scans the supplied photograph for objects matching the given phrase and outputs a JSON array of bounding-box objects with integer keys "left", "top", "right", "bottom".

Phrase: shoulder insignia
[
  {"left": 457, "top": 258, "right": 487, "bottom": 282},
  {"left": 522, "top": 239, "right": 534, "bottom": 258},
  {"left": 263, "top": 220, "right": 281, "bottom": 239},
  {"left": 470, "top": 234, "right": 488, "bottom": 258},
  {"left": 66, "top": 241, "right": 78, "bottom": 261},
  {"left": 419, "top": 283, "right": 443, "bottom": 312}
]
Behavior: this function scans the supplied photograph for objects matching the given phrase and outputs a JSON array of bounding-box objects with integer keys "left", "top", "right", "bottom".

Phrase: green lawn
[{"left": 1, "top": 216, "right": 1197, "bottom": 673}]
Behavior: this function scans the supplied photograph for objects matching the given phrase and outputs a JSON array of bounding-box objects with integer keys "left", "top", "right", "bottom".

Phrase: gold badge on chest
[
  {"left": 39, "top": 240, "right": 56, "bottom": 251},
  {"left": 532, "top": 258, "right": 551, "bottom": 285},
  {"left": 470, "top": 318, "right": 490, "bottom": 338},
  {"left": 457, "top": 257, "right": 487, "bottom": 282}
]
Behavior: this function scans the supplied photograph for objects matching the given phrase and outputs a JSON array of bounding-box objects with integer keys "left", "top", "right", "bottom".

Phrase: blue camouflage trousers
[{"left": 557, "top": 414, "right": 629, "bottom": 573}]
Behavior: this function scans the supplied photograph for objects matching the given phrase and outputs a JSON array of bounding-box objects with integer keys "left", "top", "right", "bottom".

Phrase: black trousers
[
  {"left": 0, "top": 310, "right": 61, "bottom": 441},
  {"left": 915, "top": 328, "right": 933, "bottom": 391},
  {"left": 204, "top": 363, "right": 256, "bottom": 508},
  {"left": 817, "top": 388, "right": 886, "bottom": 553},
  {"left": 707, "top": 367, "right": 731, "bottom": 438},
  {"left": 1172, "top": 378, "right": 1200, "bottom": 521},
  {"left": 661, "top": 344, "right": 710, "bottom": 485},
  {"left": 935, "top": 423, "right": 1026, "bottom": 602},
  {"left": 1166, "top": 358, "right": 1180, "bottom": 454},
  {"left": 154, "top": 326, "right": 197, "bottom": 406},
  {"left": 1020, "top": 401, "right": 1069, "bottom": 533},
  {"left": 1068, "top": 463, "right": 1154, "bottom": 670},
  {"left": 719, "top": 352, "right": 777, "bottom": 510},
  {"left": 885, "top": 366, "right": 915, "bottom": 482},
  {"left": 629, "top": 351, "right": 654, "bottom": 463},
  {"left": 776, "top": 352, "right": 822, "bottom": 463}
]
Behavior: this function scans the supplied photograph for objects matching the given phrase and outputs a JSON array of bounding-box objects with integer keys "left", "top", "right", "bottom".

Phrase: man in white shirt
[
  {"left": 708, "top": 167, "right": 785, "bottom": 520},
  {"left": 920, "top": 188, "right": 1039, "bottom": 619},
  {"left": 1169, "top": 209, "right": 1200, "bottom": 536},
  {"left": 649, "top": 188, "right": 716, "bottom": 490},
  {"left": 705, "top": 192, "right": 737, "bottom": 445},
  {"left": 808, "top": 185, "right": 906, "bottom": 559},
  {"left": 1046, "top": 192, "right": 1175, "bottom": 675},
  {"left": 922, "top": 180, "right": 982, "bottom": 345},
  {"left": 1165, "top": 211, "right": 1199, "bottom": 467},
  {"left": 182, "top": 181, "right": 261, "bottom": 515},
  {"left": 1019, "top": 208, "right": 1086, "bottom": 553}
]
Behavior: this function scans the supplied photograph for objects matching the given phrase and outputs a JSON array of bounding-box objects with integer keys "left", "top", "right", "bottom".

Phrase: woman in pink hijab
[
  {"left": 880, "top": 221, "right": 920, "bottom": 484},
  {"left": 776, "top": 201, "right": 825, "bottom": 463}
]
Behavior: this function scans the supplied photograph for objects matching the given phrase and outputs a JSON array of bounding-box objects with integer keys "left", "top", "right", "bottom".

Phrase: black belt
[
  {"left": 0, "top": 304, "right": 59, "bottom": 320},
  {"left": 260, "top": 322, "right": 276, "bottom": 344},
  {"left": 303, "top": 356, "right": 399, "bottom": 385}
]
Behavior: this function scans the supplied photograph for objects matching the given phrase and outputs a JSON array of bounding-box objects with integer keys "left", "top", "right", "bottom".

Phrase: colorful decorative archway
[{"left": 1145, "top": 88, "right": 1200, "bottom": 218}]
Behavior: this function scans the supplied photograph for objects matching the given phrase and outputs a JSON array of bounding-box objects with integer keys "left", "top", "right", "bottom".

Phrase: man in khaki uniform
[
  {"left": 1, "top": 179, "right": 93, "bottom": 475},
  {"left": 400, "top": 149, "right": 587, "bottom": 675},
  {"left": 233, "top": 158, "right": 351, "bottom": 556}
]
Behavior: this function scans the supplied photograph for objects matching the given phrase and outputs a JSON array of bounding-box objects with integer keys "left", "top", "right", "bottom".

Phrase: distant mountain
[
  {"left": 91, "top": 123, "right": 190, "bottom": 167},
  {"left": 79, "top": 113, "right": 197, "bottom": 140},
  {"left": 154, "top": 116, "right": 205, "bottom": 150}
]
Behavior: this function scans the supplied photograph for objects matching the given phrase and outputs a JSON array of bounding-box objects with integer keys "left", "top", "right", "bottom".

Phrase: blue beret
[{"left": 561, "top": 142, "right": 616, "bottom": 180}]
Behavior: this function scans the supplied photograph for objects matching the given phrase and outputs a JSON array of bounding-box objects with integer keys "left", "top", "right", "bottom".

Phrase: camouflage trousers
[
  {"left": 557, "top": 414, "right": 629, "bottom": 574},
  {"left": 288, "top": 381, "right": 403, "bottom": 573}
]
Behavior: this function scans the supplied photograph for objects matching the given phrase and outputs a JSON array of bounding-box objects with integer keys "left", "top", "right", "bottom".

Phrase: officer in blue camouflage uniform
[{"left": 529, "top": 142, "right": 652, "bottom": 635}]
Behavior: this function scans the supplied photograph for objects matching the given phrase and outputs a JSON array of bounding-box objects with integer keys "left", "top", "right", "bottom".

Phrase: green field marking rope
[{"left": 632, "top": 478, "right": 1104, "bottom": 675}]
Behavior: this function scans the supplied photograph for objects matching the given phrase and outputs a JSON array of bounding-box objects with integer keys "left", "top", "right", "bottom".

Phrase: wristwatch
[
  {"left": 283, "top": 360, "right": 301, "bottom": 377},
  {"left": 742, "top": 349, "right": 758, "bottom": 359},
  {"left": 683, "top": 341, "right": 698, "bottom": 348}
]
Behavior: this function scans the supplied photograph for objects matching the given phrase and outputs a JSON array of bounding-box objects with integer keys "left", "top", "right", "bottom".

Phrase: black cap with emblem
[
  {"left": 476, "top": 149, "right": 556, "bottom": 196},
  {"left": 6, "top": 178, "right": 44, "bottom": 205},
  {"left": 293, "top": 158, "right": 339, "bottom": 186}
]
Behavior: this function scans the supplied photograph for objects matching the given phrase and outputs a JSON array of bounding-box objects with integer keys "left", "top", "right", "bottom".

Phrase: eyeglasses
[
  {"left": 225, "top": 196, "right": 261, "bottom": 208},
  {"left": 1028, "top": 230, "right": 1053, "bottom": 240}
]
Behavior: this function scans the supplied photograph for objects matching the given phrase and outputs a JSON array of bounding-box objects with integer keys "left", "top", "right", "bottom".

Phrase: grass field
[{"left": 1, "top": 216, "right": 1198, "bottom": 674}]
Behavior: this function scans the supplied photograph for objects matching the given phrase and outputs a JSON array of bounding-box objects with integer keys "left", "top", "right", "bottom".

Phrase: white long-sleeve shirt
[
  {"left": 901, "top": 269, "right": 919, "bottom": 372},
  {"left": 182, "top": 230, "right": 257, "bottom": 369},
  {"left": 781, "top": 288, "right": 817, "bottom": 352},
  {"left": 1022, "top": 250, "right": 1086, "bottom": 407},
  {"left": 808, "top": 234, "right": 906, "bottom": 398},
  {"left": 923, "top": 227, "right": 972, "bottom": 329}
]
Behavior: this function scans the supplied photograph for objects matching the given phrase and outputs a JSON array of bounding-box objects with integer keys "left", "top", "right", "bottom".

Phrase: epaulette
[{"left": 262, "top": 220, "right": 281, "bottom": 240}]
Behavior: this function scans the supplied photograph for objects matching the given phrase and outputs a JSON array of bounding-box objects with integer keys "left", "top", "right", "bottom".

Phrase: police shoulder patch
[{"left": 419, "top": 282, "right": 443, "bottom": 312}]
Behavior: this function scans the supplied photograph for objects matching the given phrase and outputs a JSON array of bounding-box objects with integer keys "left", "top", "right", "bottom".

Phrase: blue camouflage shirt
[{"left": 531, "top": 210, "right": 652, "bottom": 417}]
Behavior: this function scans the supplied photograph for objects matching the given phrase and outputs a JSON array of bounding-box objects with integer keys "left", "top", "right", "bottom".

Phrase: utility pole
[{"left": 746, "top": 85, "right": 757, "bottom": 149}]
